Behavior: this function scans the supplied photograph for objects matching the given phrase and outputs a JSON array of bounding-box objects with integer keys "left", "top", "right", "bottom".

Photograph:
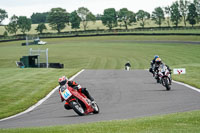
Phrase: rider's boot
[
  {"left": 169, "top": 78, "right": 172, "bottom": 85},
  {"left": 82, "top": 88, "right": 94, "bottom": 101}
]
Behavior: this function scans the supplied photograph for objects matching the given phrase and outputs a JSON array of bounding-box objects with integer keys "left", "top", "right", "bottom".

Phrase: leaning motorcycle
[
  {"left": 60, "top": 84, "right": 99, "bottom": 116},
  {"left": 157, "top": 65, "right": 172, "bottom": 91}
]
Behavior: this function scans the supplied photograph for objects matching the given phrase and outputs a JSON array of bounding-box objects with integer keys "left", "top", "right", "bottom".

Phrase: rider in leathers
[
  {"left": 58, "top": 76, "right": 95, "bottom": 110},
  {"left": 149, "top": 55, "right": 159, "bottom": 74},
  {"left": 154, "top": 58, "right": 172, "bottom": 84},
  {"left": 125, "top": 61, "right": 131, "bottom": 70}
]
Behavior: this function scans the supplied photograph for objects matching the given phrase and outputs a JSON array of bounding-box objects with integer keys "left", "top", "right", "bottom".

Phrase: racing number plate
[{"left": 61, "top": 89, "right": 72, "bottom": 100}]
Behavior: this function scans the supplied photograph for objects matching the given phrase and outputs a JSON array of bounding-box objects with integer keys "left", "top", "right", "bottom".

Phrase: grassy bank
[
  {"left": 1, "top": 36, "right": 200, "bottom": 69},
  {"left": 1, "top": 110, "right": 200, "bottom": 133}
]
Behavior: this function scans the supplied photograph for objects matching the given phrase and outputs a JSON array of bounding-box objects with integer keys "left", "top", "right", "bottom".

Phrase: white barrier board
[{"left": 173, "top": 68, "right": 186, "bottom": 74}]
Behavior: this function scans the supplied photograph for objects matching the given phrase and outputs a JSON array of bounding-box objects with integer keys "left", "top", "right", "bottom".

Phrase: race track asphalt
[{"left": 0, "top": 70, "right": 200, "bottom": 128}]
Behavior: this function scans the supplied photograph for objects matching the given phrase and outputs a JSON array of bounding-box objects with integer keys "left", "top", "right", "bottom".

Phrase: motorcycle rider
[
  {"left": 58, "top": 76, "right": 95, "bottom": 110},
  {"left": 125, "top": 61, "right": 131, "bottom": 70},
  {"left": 155, "top": 58, "right": 171, "bottom": 72},
  {"left": 154, "top": 58, "right": 172, "bottom": 84},
  {"left": 149, "top": 55, "right": 159, "bottom": 74}
]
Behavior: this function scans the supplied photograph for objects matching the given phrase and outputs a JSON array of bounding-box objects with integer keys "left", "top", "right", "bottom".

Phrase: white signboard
[{"left": 173, "top": 68, "right": 186, "bottom": 74}]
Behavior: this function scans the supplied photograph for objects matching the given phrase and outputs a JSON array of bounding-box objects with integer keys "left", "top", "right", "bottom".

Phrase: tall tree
[
  {"left": 118, "top": 8, "right": 136, "bottom": 30},
  {"left": 17, "top": 16, "right": 32, "bottom": 34},
  {"left": 96, "top": 14, "right": 102, "bottom": 20},
  {"left": 69, "top": 11, "right": 81, "bottom": 30},
  {"left": 164, "top": 6, "right": 171, "bottom": 27},
  {"left": 151, "top": 7, "right": 165, "bottom": 27},
  {"left": 77, "top": 7, "right": 96, "bottom": 31},
  {"left": 87, "top": 12, "right": 96, "bottom": 24},
  {"left": 5, "top": 15, "right": 18, "bottom": 35},
  {"left": 0, "top": 8, "right": 8, "bottom": 25},
  {"left": 179, "top": 0, "right": 190, "bottom": 27},
  {"left": 31, "top": 12, "right": 49, "bottom": 24},
  {"left": 170, "top": 1, "right": 182, "bottom": 27},
  {"left": 136, "top": 10, "right": 150, "bottom": 28},
  {"left": 101, "top": 8, "right": 118, "bottom": 30},
  {"left": 47, "top": 8, "right": 69, "bottom": 33},
  {"left": 187, "top": 3, "right": 197, "bottom": 26},
  {"left": 193, "top": 0, "right": 200, "bottom": 23},
  {"left": 35, "top": 23, "right": 47, "bottom": 34}
]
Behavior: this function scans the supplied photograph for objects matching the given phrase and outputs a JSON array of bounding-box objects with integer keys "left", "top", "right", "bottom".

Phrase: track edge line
[{"left": 172, "top": 80, "right": 200, "bottom": 93}]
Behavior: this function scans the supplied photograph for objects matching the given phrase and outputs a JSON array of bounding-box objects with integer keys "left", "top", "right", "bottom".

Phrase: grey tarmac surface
[{"left": 0, "top": 70, "right": 200, "bottom": 128}]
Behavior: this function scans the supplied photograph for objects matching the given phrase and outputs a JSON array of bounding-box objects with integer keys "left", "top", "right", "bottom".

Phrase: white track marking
[
  {"left": 0, "top": 69, "right": 85, "bottom": 122},
  {"left": 172, "top": 80, "right": 200, "bottom": 93}
]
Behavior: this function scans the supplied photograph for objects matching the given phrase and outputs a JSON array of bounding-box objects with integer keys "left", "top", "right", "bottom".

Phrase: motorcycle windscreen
[
  {"left": 160, "top": 65, "right": 167, "bottom": 72},
  {"left": 60, "top": 84, "right": 72, "bottom": 100}
]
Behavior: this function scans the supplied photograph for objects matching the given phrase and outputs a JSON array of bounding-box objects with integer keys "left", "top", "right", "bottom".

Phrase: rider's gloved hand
[
  {"left": 77, "top": 85, "right": 82, "bottom": 89},
  {"left": 74, "top": 85, "right": 82, "bottom": 90},
  {"left": 73, "top": 86, "right": 79, "bottom": 90}
]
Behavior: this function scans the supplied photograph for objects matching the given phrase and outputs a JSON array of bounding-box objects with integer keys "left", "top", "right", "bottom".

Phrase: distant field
[
  {"left": 1, "top": 20, "right": 200, "bottom": 35},
  {"left": 1, "top": 36, "right": 200, "bottom": 68}
]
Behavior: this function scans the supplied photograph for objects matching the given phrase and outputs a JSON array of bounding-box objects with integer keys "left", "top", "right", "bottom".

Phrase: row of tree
[{"left": 0, "top": 0, "right": 200, "bottom": 35}]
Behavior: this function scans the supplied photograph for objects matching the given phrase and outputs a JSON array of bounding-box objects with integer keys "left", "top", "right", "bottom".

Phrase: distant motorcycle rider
[
  {"left": 58, "top": 76, "right": 95, "bottom": 110},
  {"left": 125, "top": 61, "right": 131, "bottom": 70},
  {"left": 149, "top": 55, "right": 159, "bottom": 74}
]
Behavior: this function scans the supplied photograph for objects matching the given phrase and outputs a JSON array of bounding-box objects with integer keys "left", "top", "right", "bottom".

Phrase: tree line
[{"left": 0, "top": 0, "right": 200, "bottom": 35}]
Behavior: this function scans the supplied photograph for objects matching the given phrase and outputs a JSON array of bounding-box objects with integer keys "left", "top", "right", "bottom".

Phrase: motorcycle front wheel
[
  {"left": 92, "top": 103, "right": 100, "bottom": 114},
  {"left": 70, "top": 101, "right": 85, "bottom": 116},
  {"left": 163, "top": 77, "right": 171, "bottom": 91}
]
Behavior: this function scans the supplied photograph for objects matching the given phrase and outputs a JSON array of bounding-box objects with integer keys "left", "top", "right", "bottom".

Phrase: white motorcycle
[
  {"left": 125, "top": 66, "right": 130, "bottom": 71},
  {"left": 157, "top": 65, "right": 172, "bottom": 91}
]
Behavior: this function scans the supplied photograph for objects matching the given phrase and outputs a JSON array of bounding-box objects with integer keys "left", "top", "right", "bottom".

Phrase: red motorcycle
[{"left": 60, "top": 84, "right": 99, "bottom": 116}]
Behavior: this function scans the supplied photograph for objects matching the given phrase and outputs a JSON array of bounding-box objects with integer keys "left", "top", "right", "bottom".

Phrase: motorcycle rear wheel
[{"left": 70, "top": 101, "right": 85, "bottom": 116}]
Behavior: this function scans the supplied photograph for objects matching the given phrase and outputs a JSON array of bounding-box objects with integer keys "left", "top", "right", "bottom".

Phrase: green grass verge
[{"left": 1, "top": 110, "right": 200, "bottom": 133}]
